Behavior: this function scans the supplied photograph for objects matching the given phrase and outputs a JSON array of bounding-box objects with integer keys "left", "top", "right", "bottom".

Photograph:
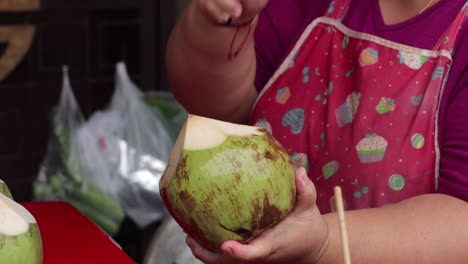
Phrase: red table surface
[{"left": 22, "top": 201, "right": 135, "bottom": 264}]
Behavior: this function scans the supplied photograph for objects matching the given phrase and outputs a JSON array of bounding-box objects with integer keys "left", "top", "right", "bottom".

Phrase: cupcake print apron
[{"left": 250, "top": 0, "right": 468, "bottom": 213}]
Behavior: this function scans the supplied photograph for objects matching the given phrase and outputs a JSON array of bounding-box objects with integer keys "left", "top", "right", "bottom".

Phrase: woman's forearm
[
  {"left": 166, "top": 2, "right": 258, "bottom": 123},
  {"left": 320, "top": 194, "right": 468, "bottom": 263}
]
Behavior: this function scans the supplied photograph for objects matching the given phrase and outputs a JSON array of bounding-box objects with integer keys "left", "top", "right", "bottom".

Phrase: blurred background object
[
  {"left": 144, "top": 217, "right": 203, "bottom": 264},
  {"left": 0, "top": 0, "right": 190, "bottom": 262}
]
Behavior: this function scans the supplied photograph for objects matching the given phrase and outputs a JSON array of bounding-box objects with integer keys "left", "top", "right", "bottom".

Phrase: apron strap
[
  {"left": 433, "top": 1, "right": 468, "bottom": 53},
  {"left": 325, "top": 0, "right": 353, "bottom": 20}
]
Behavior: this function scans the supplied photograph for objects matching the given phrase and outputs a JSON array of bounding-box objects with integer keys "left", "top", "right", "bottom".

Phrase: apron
[{"left": 250, "top": 0, "right": 467, "bottom": 213}]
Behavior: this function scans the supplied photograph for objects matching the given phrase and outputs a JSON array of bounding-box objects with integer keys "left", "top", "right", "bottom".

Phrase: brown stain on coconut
[
  {"left": 231, "top": 137, "right": 252, "bottom": 149},
  {"left": 255, "top": 194, "right": 282, "bottom": 230},
  {"left": 219, "top": 224, "right": 253, "bottom": 240},
  {"left": 234, "top": 173, "right": 242, "bottom": 183},
  {"left": 220, "top": 193, "right": 282, "bottom": 242},
  {"left": 264, "top": 151, "right": 280, "bottom": 161},
  {"left": 179, "top": 190, "right": 198, "bottom": 215},
  {"left": 0, "top": 234, "right": 4, "bottom": 249},
  {"left": 177, "top": 189, "right": 224, "bottom": 250},
  {"left": 250, "top": 141, "right": 265, "bottom": 164},
  {"left": 176, "top": 156, "right": 189, "bottom": 188},
  {"left": 26, "top": 226, "right": 33, "bottom": 238},
  {"left": 266, "top": 133, "right": 284, "bottom": 151},
  {"left": 253, "top": 151, "right": 262, "bottom": 163},
  {"left": 265, "top": 133, "right": 292, "bottom": 165}
]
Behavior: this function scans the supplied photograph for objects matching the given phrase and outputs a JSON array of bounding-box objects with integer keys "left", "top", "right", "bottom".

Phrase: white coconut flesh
[
  {"left": 161, "top": 115, "right": 265, "bottom": 185},
  {"left": 183, "top": 115, "right": 264, "bottom": 150},
  {"left": 0, "top": 193, "right": 36, "bottom": 236}
]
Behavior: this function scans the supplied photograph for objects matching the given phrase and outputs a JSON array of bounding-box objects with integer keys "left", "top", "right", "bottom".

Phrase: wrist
[
  {"left": 307, "top": 206, "right": 331, "bottom": 264},
  {"left": 313, "top": 226, "right": 330, "bottom": 264}
]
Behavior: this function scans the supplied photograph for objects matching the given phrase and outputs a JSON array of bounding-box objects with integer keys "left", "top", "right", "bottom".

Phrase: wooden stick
[{"left": 334, "top": 186, "right": 351, "bottom": 264}]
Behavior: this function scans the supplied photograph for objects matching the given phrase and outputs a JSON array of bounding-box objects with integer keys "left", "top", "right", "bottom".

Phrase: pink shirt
[{"left": 254, "top": 0, "right": 468, "bottom": 200}]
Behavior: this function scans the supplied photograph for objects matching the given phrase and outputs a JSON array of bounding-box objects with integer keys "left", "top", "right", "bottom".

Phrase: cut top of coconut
[
  {"left": 160, "top": 115, "right": 266, "bottom": 187},
  {"left": 0, "top": 193, "right": 36, "bottom": 236},
  {"left": 183, "top": 115, "right": 265, "bottom": 150}
]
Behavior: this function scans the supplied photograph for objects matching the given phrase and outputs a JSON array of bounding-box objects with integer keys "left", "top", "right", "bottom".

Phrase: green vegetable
[
  {"left": 48, "top": 175, "right": 124, "bottom": 224},
  {"left": 143, "top": 96, "right": 184, "bottom": 120},
  {"left": 33, "top": 183, "right": 51, "bottom": 201},
  {"left": 69, "top": 183, "right": 125, "bottom": 221},
  {"left": 142, "top": 94, "right": 187, "bottom": 142},
  {"left": 52, "top": 115, "right": 84, "bottom": 185}
]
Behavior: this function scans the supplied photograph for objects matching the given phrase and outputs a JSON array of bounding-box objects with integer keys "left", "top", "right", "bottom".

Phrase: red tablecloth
[{"left": 22, "top": 201, "right": 134, "bottom": 264}]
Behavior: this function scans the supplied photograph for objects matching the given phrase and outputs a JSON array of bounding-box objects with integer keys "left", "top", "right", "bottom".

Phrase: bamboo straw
[{"left": 334, "top": 186, "right": 351, "bottom": 264}]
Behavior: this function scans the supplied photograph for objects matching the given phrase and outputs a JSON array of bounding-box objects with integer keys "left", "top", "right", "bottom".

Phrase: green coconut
[
  {"left": 0, "top": 180, "right": 13, "bottom": 199},
  {"left": 0, "top": 193, "right": 43, "bottom": 264},
  {"left": 160, "top": 115, "right": 297, "bottom": 251}
]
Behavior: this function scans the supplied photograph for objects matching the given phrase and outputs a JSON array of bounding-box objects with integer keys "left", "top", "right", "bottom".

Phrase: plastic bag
[
  {"left": 81, "top": 62, "right": 174, "bottom": 228},
  {"left": 35, "top": 63, "right": 176, "bottom": 232},
  {"left": 111, "top": 62, "right": 174, "bottom": 227},
  {"left": 35, "top": 66, "right": 125, "bottom": 236}
]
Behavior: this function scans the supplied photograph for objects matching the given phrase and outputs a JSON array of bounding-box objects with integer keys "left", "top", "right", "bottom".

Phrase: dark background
[{"left": 0, "top": 0, "right": 185, "bottom": 262}]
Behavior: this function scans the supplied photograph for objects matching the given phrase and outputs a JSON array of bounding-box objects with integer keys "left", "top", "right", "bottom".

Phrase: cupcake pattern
[
  {"left": 335, "top": 92, "right": 362, "bottom": 127},
  {"left": 356, "top": 134, "right": 388, "bottom": 163},
  {"left": 397, "top": 51, "right": 428, "bottom": 70},
  {"left": 376, "top": 97, "right": 396, "bottom": 115},
  {"left": 359, "top": 48, "right": 379, "bottom": 67},
  {"left": 276, "top": 87, "right": 291, "bottom": 104}
]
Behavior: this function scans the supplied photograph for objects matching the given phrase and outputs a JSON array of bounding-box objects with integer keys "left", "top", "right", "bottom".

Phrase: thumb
[
  {"left": 233, "top": 0, "right": 268, "bottom": 23},
  {"left": 292, "top": 167, "right": 318, "bottom": 214}
]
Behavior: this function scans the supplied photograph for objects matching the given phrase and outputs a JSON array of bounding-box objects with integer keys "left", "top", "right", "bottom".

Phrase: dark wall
[{"left": 0, "top": 0, "right": 164, "bottom": 202}]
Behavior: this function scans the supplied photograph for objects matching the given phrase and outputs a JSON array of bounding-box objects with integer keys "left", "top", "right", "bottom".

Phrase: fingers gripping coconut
[
  {"left": 196, "top": 0, "right": 269, "bottom": 25},
  {"left": 0, "top": 180, "right": 43, "bottom": 264},
  {"left": 160, "top": 115, "right": 297, "bottom": 251},
  {"left": 185, "top": 168, "right": 329, "bottom": 264}
]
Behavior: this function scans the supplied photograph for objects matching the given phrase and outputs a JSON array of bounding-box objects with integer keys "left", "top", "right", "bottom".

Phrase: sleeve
[
  {"left": 254, "top": 0, "right": 331, "bottom": 91},
  {"left": 437, "top": 32, "right": 468, "bottom": 201}
]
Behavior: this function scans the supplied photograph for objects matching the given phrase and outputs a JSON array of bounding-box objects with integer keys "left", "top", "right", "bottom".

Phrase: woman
[{"left": 166, "top": 0, "right": 468, "bottom": 262}]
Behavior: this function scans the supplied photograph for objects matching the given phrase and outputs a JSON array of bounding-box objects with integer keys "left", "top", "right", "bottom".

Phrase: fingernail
[
  {"left": 298, "top": 167, "right": 307, "bottom": 179},
  {"left": 221, "top": 13, "right": 230, "bottom": 23},
  {"left": 222, "top": 245, "right": 233, "bottom": 255}
]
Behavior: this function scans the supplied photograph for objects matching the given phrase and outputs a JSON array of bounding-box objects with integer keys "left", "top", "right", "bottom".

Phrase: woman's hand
[
  {"left": 195, "top": 0, "right": 269, "bottom": 25},
  {"left": 185, "top": 167, "right": 330, "bottom": 264}
]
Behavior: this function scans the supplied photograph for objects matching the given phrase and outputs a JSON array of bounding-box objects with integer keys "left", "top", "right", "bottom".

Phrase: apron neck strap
[
  {"left": 325, "top": 0, "right": 353, "bottom": 21},
  {"left": 433, "top": 1, "right": 467, "bottom": 52}
]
